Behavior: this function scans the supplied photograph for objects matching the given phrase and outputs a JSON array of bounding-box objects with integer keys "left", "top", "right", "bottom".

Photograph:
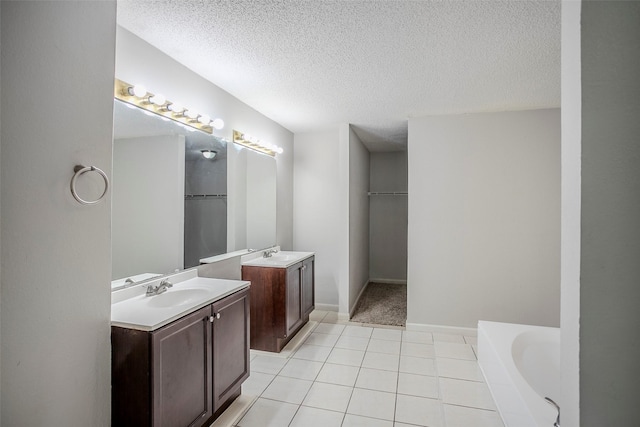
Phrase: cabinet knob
[
  {"left": 209, "top": 316, "right": 214, "bottom": 323},
  {"left": 215, "top": 313, "right": 221, "bottom": 319},
  {"left": 301, "top": 265, "right": 306, "bottom": 271}
]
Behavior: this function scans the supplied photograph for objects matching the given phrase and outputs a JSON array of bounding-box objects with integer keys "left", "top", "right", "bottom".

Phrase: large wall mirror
[{"left": 112, "top": 99, "right": 276, "bottom": 288}]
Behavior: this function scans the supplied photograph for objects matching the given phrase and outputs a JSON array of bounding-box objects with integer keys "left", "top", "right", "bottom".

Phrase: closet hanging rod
[
  {"left": 185, "top": 194, "right": 227, "bottom": 199},
  {"left": 367, "top": 191, "right": 408, "bottom": 196}
]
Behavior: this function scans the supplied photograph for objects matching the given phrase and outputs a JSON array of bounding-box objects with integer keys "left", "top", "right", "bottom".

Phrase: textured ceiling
[{"left": 117, "top": 0, "right": 560, "bottom": 151}]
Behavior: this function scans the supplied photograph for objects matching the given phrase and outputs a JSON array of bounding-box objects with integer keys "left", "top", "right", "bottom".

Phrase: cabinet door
[
  {"left": 301, "top": 257, "right": 315, "bottom": 317},
  {"left": 212, "top": 289, "right": 250, "bottom": 411},
  {"left": 152, "top": 306, "right": 212, "bottom": 427},
  {"left": 285, "top": 264, "right": 303, "bottom": 338}
]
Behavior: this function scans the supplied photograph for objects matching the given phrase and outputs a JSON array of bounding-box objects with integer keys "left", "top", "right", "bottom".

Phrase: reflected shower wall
[{"left": 184, "top": 136, "right": 228, "bottom": 268}]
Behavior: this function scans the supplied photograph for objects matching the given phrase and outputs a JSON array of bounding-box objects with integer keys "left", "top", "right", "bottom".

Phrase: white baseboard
[
  {"left": 315, "top": 303, "right": 339, "bottom": 312},
  {"left": 368, "top": 278, "right": 407, "bottom": 285},
  {"left": 349, "top": 280, "right": 371, "bottom": 318},
  {"left": 406, "top": 322, "right": 478, "bottom": 336}
]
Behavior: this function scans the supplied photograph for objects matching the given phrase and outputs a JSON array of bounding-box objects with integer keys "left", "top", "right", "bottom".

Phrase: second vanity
[
  {"left": 241, "top": 250, "right": 315, "bottom": 352},
  {"left": 111, "top": 270, "right": 250, "bottom": 427}
]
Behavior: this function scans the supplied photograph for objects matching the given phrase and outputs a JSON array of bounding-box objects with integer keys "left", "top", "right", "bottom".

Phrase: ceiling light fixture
[
  {"left": 201, "top": 149, "right": 217, "bottom": 159},
  {"left": 114, "top": 78, "right": 225, "bottom": 135}
]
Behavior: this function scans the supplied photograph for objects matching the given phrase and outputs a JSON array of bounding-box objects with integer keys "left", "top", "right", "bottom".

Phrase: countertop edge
[
  {"left": 241, "top": 252, "right": 315, "bottom": 269},
  {"left": 111, "top": 282, "right": 250, "bottom": 332}
]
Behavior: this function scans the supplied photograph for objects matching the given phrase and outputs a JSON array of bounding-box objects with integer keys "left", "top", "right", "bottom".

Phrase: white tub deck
[{"left": 478, "top": 321, "right": 560, "bottom": 427}]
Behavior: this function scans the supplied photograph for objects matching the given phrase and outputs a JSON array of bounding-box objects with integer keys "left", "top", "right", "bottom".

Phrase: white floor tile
[
  {"left": 315, "top": 363, "right": 360, "bottom": 387},
  {"left": 292, "top": 344, "right": 332, "bottom": 362},
  {"left": 434, "top": 342, "right": 476, "bottom": 360},
  {"left": 355, "top": 367, "right": 398, "bottom": 393},
  {"left": 399, "top": 355, "right": 436, "bottom": 376},
  {"left": 347, "top": 388, "right": 396, "bottom": 421},
  {"left": 305, "top": 332, "right": 340, "bottom": 347},
  {"left": 250, "top": 355, "right": 288, "bottom": 375},
  {"left": 361, "top": 352, "right": 400, "bottom": 371},
  {"left": 432, "top": 332, "right": 466, "bottom": 343},
  {"left": 211, "top": 394, "right": 255, "bottom": 427},
  {"left": 309, "top": 309, "right": 329, "bottom": 322},
  {"left": 402, "top": 330, "right": 433, "bottom": 344},
  {"left": 439, "top": 377, "right": 497, "bottom": 410},
  {"left": 395, "top": 394, "right": 444, "bottom": 427},
  {"left": 314, "top": 323, "right": 346, "bottom": 335},
  {"left": 400, "top": 342, "right": 435, "bottom": 358},
  {"left": 367, "top": 338, "right": 401, "bottom": 355},
  {"left": 343, "top": 325, "right": 374, "bottom": 338},
  {"left": 289, "top": 405, "right": 344, "bottom": 427},
  {"left": 261, "top": 376, "right": 313, "bottom": 405},
  {"left": 241, "top": 372, "right": 275, "bottom": 397},
  {"left": 322, "top": 311, "right": 349, "bottom": 324},
  {"left": 436, "top": 357, "right": 484, "bottom": 382},
  {"left": 279, "top": 358, "right": 324, "bottom": 381},
  {"left": 342, "top": 414, "right": 394, "bottom": 427},
  {"left": 394, "top": 423, "right": 419, "bottom": 427},
  {"left": 372, "top": 328, "right": 403, "bottom": 342},
  {"left": 236, "top": 398, "right": 298, "bottom": 427},
  {"left": 397, "top": 372, "right": 439, "bottom": 399},
  {"left": 335, "top": 335, "right": 370, "bottom": 351},
  {"left": 302, "top": 382, "right": 353, "bottom": 412},
  {"left": 443, "top": 404, "right": 504, "bottom": 427},
  {"left": 326, "top": 347, "right": 365, "bottom": 367}
]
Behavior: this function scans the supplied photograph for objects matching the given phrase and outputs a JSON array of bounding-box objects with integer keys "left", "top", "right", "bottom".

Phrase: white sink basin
[
  {"left": 268, "top": 252, "right": 311, "bottom": 262},
  {"left": 111, "top": 275, "right": 250, "bottom": 331},
  {"left": 242, "top": 250, "right": 314, "bottom": 268},
  {"left": 145, "top": 288, "right": 211, "bottom": 308}
]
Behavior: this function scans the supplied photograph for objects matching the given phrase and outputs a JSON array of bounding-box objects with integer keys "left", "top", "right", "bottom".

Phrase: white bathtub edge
[{"left": 478, "top": 321, "right": 559, "bottom": 427}]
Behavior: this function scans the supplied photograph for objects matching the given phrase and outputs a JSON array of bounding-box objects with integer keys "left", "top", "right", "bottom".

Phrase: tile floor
[{"left": 235, "top": 310, "right": 504, "bottom": 427}]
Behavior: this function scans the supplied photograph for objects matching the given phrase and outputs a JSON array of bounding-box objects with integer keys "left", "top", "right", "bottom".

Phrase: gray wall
[
  {"left": 369, "top": 152, "right": 408, "bottom": 282},
  {"left": 293, "top": 130, "right": 343, "bottom": 310},
  {"left": 348, "top": 127, "right": 370, "bottom": 313},
  {"left": 407, "top": 109, "right": 560, "bottom": 328},
  {"left": 1, "top": 2, "right": 115, "bottom": 425},
  {"left": 580, "top": 2, "right": 640, "bottom": 425}
]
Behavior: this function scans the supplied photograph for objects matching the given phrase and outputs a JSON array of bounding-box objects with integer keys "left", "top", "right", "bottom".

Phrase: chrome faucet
[
  {"left": 146, "top": 279, "right": 173, "bottom": 296},
  {"left": 263, "top": 249, "right": 278, "bottom": 258},
  {"left": 545, "top": 397, "right": 560, "bottom": 427}
]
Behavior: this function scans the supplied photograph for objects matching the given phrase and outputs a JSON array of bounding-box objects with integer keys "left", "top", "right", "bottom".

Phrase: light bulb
[
  {"left": 149, "top": 93, "right": 166, "bottom": 106},
  {"left": 212, "top": 118, "right": 224, "bottom": 130},
  {"left": 197, "top": 114, "right": 211, "bottom": 125},
  {"left": 167, "top": 103, "right": 184, "bottom": 114},
  {"left": 128, "top": 84, "right": 147, "bottom": 98},
  {"left": 185, "top": 109, "right": 198, "bottom": 119}
]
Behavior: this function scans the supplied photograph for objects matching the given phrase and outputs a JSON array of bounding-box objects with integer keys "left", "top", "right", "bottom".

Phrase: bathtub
[{"left": 478, "top": 321, "right": 560, "bottom": 427}]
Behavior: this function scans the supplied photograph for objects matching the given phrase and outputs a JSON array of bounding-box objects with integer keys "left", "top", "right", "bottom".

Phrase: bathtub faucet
[{"left": 544, "top": 397, "right": 560, "bottom": 427}]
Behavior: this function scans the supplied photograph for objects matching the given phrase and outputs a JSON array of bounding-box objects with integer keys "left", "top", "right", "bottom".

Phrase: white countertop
[
  {"left": 111, "top": 276, "right": 250, "bottom": 332},
  {"left": 241, "top": 251, "right": 314, "bottom": 268}
]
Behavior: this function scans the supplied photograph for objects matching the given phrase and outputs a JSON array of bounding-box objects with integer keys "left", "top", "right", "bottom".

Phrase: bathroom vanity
[
  {"left": 241, "top": 251, "right": 314, "bottom": 352},
  {"left": 111, "top": 272, "right": 250, "bottom": 427}
]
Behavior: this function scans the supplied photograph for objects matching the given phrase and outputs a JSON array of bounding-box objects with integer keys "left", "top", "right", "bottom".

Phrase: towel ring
[{"left": 70, "top": 165, "right": 109, "bottom": 205}]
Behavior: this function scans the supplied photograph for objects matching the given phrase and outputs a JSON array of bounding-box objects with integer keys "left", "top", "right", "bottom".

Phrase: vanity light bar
[
  {"left": 233, "top": 130, "right": 283, "bottom": 157},
  {"left": 114, "top": 79, "right": 224, "bottom": 135}
]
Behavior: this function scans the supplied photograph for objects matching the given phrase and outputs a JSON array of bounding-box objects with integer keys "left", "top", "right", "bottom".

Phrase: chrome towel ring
[{"left": 70, "top": 165, "right": 109, "bottom": 205}]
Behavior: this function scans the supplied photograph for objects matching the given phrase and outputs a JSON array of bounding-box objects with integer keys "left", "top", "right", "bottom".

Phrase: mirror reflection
[{"left": 111, "top": 99, "right": 277, "bottom": 288}]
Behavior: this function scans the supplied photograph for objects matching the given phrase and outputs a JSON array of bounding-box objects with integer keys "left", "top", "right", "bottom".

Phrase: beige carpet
[{"left": 350, "top": 282, "right": 407, "bottom": 327}]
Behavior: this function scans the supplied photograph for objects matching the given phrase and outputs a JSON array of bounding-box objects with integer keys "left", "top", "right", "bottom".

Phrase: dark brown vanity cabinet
[
  {"left": 111, "top": 287, "right": 250, "bottom": 427},
  {"left": 242, "top": 255, "right": 314, "bottom": 352}
]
